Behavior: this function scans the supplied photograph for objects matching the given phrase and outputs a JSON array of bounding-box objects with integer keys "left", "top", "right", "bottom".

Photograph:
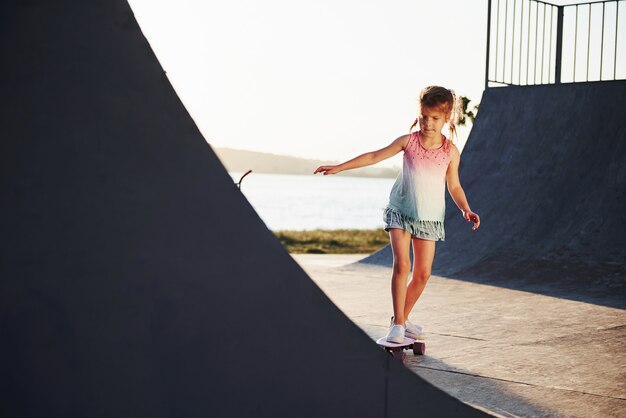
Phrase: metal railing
[{"left": 486, "top": 0, "right": 625, "bottom": 87}]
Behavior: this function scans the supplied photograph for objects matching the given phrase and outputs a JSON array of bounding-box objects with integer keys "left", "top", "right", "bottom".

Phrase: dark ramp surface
[
  {"left": 0, "top": 1, "right": 486, "bottom": 417},
  {"left": 361, "top": 82, "right": 626, "bottom": 309}
]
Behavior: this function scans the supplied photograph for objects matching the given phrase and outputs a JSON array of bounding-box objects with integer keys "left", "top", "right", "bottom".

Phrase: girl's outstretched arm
[
  {"left": 446, "top": 145, "right": 480, "bottom": 230},
  {"left": 314, "top": 134, "right": 409, "bottom": 175}
]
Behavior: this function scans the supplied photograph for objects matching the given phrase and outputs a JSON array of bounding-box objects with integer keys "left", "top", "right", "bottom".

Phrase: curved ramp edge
[
  {"left": 359, "top": 82, "right": 626, "bottom": 308},
  {"left": 0, "top": 1, "right": 487, "bottom": 416}
]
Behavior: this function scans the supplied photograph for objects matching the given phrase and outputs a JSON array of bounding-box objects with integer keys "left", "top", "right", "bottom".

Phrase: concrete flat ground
[{"left": 292, "top": 254, "right": 626, "bottom": 418}]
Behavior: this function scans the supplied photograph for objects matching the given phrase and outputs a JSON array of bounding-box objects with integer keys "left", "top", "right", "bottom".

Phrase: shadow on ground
[
  {"left": 359, "top": 245, "right": 626, "bottom": 310},
  {"left": 358, "top": 323, "right": 559, "bottom": 418}
]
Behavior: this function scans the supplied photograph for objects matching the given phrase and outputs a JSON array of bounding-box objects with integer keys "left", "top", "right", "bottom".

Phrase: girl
[{"left": 314, "top": 86, "right": 480, "bottom": 343}]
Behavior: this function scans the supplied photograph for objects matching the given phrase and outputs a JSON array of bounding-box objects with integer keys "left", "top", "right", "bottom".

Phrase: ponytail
[
  {"left": 409, "top": 117, "right": 419, "bottom": 133},
  {"left": 448, "top": 89, "right": 461, "bottom": 142}
]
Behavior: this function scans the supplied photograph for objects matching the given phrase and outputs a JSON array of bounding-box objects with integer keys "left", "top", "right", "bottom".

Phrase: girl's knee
[{"left": 411, "top": 269, "right": 431, "bottom": 284}]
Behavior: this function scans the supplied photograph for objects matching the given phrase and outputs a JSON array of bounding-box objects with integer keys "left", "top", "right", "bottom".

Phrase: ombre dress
[{"left": 383, "top": 131, "right": 451, "bottom": 241}]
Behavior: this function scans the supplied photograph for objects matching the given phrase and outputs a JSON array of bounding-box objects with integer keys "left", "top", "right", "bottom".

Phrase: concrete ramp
[
  {"left": 0, "top": 1, "right": 486, "bottom": 416},
  {"left": 361, "top": 82, "right": 626, "bottom": 308}
]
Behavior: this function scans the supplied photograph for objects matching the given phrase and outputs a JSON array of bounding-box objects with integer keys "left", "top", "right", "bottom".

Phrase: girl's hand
[
  {"left": 314, "top": 165, "right": 342, "bottom": 175},
  {"left": 463, "top": 210, "right": 480, "bottom": 230}
]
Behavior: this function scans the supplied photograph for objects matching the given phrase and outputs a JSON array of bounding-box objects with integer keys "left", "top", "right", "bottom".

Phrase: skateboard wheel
[
  {"left": 413, "top": 342, "right": 426, "bottom": 355},
  {"left": 392, "top": 350, "right": 406, "bottom": 363}
]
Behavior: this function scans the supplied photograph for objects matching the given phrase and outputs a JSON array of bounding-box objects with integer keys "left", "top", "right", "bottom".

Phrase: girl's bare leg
[
  {"left": 389, "top": 228, "right": 412, "bottom": 325},
  {"left": 403, "top": 238, "right": 436, "bottom": 320}
]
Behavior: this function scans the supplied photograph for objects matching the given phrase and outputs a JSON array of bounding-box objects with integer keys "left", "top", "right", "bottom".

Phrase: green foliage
[
  {"left": 273, "top": 229, "right": 389, "bottom": 254},
  {"left": 458, "top": 96, "right": 479, "bottom": 126}
]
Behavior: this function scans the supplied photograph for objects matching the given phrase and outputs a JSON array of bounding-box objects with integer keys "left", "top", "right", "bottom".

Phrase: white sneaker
[
  {"left": 405, "top": 320, "right": 425, "bottom": 340},
  {"left": 385, "top": 323, "right": 405, "bottom": 343}
]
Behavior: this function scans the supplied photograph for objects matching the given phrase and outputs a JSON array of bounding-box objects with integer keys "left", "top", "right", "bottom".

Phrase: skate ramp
[
  {"left": 0, "top": 1, "right": 487, "bottom": 416},
  {"left": 361, "top": 82, "right": 626, "bottom": 308}
]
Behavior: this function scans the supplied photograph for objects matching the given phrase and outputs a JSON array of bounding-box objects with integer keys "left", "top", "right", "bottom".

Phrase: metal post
[
  {"left": 555, "top": 5, "right": 564, "bottom": 84},
  {"left": 504, "top": 0, "right": 509, "bottom": 82},
  {"left": 549, "top": 5, "right": 554, "bottom": 83},
  {"left": 587, "top": 4, "right": 592, "bottom": 81},
  {"left": 534, "top": 2, "right": 539, "bottom": 83},
  {"left": 600, "top": 2, "right": 605, "bottom": 80},
  {"left": 486, "top": 0, "right": 493, "bottom": 89},
  {"left": 541, "top": 3, "right": 546, "bottom": 83},
  {"left": 512, "top": 0, "right": 517, "bottom": 83},
  {"left": 495, "top": 0, "right": 500, "bottom": 82},
  {"left": 519, "top": 0, "right": 524, "bottom": 84},
  {"left": 614, "top": 1, "right": 619, "bottom": 80},
  {"left": 526, "top": 0, "right": 531, "bottom": 84},
  {"left": 574, "top": 5, "right": 579, "bottom": 81}
]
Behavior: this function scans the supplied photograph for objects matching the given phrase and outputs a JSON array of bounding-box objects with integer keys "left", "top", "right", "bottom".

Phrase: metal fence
[{"left": 486, "top": 0, "right": 625, "bottom": 87}]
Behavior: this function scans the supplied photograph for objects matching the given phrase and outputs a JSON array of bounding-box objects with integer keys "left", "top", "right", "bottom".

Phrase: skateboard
[{"left": 376, "top": 336, "right": 426, "bottom": 363}]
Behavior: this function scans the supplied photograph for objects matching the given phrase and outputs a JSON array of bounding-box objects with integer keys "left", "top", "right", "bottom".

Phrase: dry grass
[{"left": 273, "top": 229, "right": 389, "bottom": 254}]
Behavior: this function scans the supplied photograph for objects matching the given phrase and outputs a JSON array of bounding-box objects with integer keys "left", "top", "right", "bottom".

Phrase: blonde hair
[{"left": 409, "top": 86, "right": 461, "bottom": 141}]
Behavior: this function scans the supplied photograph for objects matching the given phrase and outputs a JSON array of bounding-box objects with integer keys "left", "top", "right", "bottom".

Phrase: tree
[{"left": 458, "top": 96, "right": 479, "bottom": 126}]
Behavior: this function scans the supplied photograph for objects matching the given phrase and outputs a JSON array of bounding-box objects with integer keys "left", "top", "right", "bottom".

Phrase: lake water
[{"left": 229, "top": 172, "right": 397, "bottom": 230}]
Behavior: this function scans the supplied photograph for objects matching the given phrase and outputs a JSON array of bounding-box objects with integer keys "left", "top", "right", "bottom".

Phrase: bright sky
[{"left": 127, "top": 0, "right": 489, "bottom": 167}]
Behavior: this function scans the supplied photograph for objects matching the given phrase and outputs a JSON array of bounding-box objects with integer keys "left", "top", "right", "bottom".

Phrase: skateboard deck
[{"left": 376, "top": 336, "right": 426, "bottom": 363}]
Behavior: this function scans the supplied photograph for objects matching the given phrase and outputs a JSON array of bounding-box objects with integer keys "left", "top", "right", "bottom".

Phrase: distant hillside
[{"left": 214, "top": 147, "right": 398, "bottom": 178}]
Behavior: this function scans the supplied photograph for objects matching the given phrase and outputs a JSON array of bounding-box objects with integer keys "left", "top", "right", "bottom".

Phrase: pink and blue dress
[{"left": 384, "top": 131, "right": 451, "bottom": 241}]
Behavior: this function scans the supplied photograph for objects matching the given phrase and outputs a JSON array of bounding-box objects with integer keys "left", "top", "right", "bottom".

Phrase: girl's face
[{"left": 419, "top": 106, "right": 449, "bottom": 138}]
